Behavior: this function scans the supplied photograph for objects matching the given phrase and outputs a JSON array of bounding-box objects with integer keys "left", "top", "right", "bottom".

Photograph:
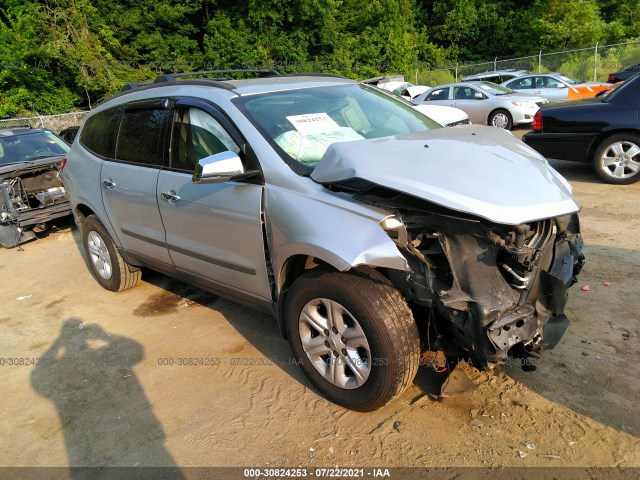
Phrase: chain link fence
[
  {"left": 418, "top": 40, "right": 640, "bottom": 86},
  {"left": 0, "top": 111, "right": 88, "bottom": 135}
]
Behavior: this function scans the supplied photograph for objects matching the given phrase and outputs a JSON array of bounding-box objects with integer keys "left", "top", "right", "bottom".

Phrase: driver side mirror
[
  {"left": 474, "top": 92, "right": 485, "bottom": 100},
  {"left": 556, "top": 83, "right": 566, "bottom": 88},
  {"left": 192, "top": 151, "right": 258, "bottom": 184}
]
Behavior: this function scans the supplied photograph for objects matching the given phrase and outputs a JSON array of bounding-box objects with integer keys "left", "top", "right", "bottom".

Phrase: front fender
[{"left": 265, "top": 186, "right": 409, "bottom": 294}]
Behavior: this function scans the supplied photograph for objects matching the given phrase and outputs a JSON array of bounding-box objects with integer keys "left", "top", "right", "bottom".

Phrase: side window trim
[{"left": 171, "top": 98, "right": 246, "bottom": 152}]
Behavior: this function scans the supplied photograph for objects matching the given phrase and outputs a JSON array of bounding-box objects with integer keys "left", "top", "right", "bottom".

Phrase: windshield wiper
[{"left": 26, "top": 155, "right": 58, "bottom": 161}]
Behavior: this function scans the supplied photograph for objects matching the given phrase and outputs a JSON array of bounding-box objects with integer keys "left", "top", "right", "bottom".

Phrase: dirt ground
[{"left": 1, "top": 146, "right": 639, "bottom": 474}]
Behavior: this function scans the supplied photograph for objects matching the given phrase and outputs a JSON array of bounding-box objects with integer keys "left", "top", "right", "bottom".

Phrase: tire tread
[{"left": 286, "top": 270, "right": 420, "bottom": 411}]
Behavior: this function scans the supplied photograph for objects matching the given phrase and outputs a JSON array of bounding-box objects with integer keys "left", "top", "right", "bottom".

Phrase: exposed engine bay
[
  {"left": 359, "top": 187, "right": 584, "bottom": 368},
  {"left": 0, "top": 164, "right": 71, "bottom": 248}
]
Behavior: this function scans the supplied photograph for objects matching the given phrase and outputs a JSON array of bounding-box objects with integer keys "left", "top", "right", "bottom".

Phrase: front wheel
[
  {"left": 285, "top": 270, "right": 420, "bottom": 411},
  {"left": 82, "top": 215, "right": 141, "bottom": 291},
  {"left": 593, "top": 134, "right": 640, "bottom": 184},
  {"left": 488, "top": 109, "right": 513, "bottom": 130}
]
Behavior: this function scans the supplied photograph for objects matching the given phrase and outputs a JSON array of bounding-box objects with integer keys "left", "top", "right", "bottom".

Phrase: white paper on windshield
[{"left": 286, "top": 113, "right": 341, "bottom": 136}]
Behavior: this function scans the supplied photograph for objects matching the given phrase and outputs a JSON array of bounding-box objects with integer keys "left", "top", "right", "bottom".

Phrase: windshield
[
  {"left": 234, "top": 84, "right": 441, "bottom": 170},
  {"left": 477, "top": 82, "right": 513, "bottom": 95},
  {"left": 557, "top": 74, "right": 578, "bottom": 85},
  {"left": 0, "top": 131, "right": 69, "bottom": 166}
]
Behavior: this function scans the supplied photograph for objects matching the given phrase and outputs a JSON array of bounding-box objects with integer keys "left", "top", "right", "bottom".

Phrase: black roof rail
[
  {"left": 154, "top": 69, "right": 280, "bottom": 83},
  {"left": 120, "top": 82, "right": 151, "bottom": 92},
  {"left": 276, "top": 72, "right": 348, "bottom": 79}
]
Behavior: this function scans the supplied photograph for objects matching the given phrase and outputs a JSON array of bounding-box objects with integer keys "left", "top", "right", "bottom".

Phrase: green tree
[{"left": 521, "top": 0, "right": 608, "bottom": 51}]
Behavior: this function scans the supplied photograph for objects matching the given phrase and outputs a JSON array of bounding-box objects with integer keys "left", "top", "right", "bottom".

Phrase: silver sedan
[
  {"left": 501, "top": 73, "right": 606, "bottom": 102},
  {"left": 412, "top": 81, "right": 547, "bottom": 129}
]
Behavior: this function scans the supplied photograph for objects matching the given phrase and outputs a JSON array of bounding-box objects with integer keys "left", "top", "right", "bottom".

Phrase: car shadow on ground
[
  {"left": 30, "top": 318, "right": 185, "bottom": 478},
  {"left": 138, "top": 269, "right": 311, "bottom": 387}
]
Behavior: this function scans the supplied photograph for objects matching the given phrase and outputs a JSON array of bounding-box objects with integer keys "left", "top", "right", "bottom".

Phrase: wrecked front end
[
  {"left": 374, "top": 196, "right": 584, "bottom": 367},
  {"left": 0, "top": 163, "right": 71, "bottom": 248},
  {"left": 311, "top": 127, "right": 585, "bottom": 368}
]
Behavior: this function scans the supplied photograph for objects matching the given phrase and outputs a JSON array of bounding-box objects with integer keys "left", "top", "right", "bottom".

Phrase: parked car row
[{"left": 411, "top": 81, "right": 547, "bottom": 130}]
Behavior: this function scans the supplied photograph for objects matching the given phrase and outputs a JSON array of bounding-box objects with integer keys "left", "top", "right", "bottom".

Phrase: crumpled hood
[{"left": 311, "top": 125, "right": 580, "bottom": 225}]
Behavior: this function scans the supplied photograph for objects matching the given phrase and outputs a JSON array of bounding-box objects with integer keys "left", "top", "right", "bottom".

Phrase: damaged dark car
[
  {"left": 63, "top": 73, "right": 584, "bottom": 411},
  {"left": 0, "top": 128, "right": 71, "bottom": 248}
]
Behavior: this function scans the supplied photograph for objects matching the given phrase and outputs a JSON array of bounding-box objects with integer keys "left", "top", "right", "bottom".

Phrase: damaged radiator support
[
  {"left": 385, "top": 209, "right": 583, "bottom": 368},
  {"left": 0, "top": 165, "right": 71, "bottom": 248}
]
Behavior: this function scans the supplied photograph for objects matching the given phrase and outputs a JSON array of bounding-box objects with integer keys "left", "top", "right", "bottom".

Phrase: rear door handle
[
  {"left": 161, "top": 191, "right": 181, "bottom": 202},
  {"left": 102, "top": 179, "right": 116, "bottom": 189}
]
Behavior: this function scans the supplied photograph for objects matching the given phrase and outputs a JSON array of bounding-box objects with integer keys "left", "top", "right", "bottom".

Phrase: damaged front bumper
[
  {"left": 0, "top": 164, "right": 71, "bottom": 248},
  {"left": 382, "top": 207, "right": 584, "bottom": 367}
]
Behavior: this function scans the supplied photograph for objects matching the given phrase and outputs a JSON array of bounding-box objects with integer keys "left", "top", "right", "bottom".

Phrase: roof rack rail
[
  {"left": 154, "top": 69, "right": 280, "bottom": 84},
  {"left": 120, "top": 82, "right": 151, "bottom": 92},
  {"left": 277, "top": 72, "right": 348, "bottom": 79}
]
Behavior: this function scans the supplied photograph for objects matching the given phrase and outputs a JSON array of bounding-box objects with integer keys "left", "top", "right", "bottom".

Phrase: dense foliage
[{"left": 0, "top": 0, "right": 638, "bottom": 116}]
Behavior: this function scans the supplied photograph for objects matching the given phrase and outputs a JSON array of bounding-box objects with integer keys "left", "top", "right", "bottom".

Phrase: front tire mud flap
[{"left": 540, "top": 314, "right": 569, "bottom": 350}]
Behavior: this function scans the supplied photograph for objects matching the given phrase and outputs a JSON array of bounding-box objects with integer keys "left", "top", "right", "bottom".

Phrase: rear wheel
[
  {"left": 593, "top": 134, "right": 640, "bottom": 184},
  {"left": 82, "top": 215, "right": 141, "bottom": 291},
  {"left": 285, "top": 270, "right": 420, "bottom": 411},
  {"left": 488, "top": 109, "right": 513, "bottom": 130}
]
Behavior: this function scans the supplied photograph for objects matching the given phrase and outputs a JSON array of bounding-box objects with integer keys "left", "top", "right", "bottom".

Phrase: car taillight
[
  {"left": 59, "top": 158, "right": 67, "bottom": 172},
  {"left": 608, "top": 74, "right": 615, "bottom": 82},
  {"left": 533, "top": 111, "right": 543, "bottom": 132}
]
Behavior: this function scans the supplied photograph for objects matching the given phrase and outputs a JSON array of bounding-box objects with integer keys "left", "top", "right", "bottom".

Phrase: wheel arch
[
  {"left": 274, "top": 251, "right": 402, "bottom": 338},
  {"left": 487, "top": 107, "right": 512, "bottom": 126},
  {"left": 73, "top": 203, "right": 95, "bottom": 232}
]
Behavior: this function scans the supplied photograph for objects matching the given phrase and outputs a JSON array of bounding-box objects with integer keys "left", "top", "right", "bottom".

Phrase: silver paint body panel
[{"left": 311, "top": 125, "right": 580, "bottom": 225}]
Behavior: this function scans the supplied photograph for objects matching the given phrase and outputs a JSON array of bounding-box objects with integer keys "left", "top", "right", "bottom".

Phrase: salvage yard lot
[{"left": 1, "top": 157, "right": 639, "bottom": 470}]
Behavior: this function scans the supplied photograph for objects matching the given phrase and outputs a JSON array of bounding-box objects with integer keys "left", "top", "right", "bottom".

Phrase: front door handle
[
  {"left": 102, "top": 179, "right": 116, "bottom": 189},
  {"left": 161, "top": 191, "right": 181, "bottom": 202}
]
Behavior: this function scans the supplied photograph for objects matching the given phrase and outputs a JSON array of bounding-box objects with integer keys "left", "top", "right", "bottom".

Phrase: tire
[
  {"left": 285, "top": 270, "right": 420, "bottom": 411},
  {"left": 488, "top": 109, "right": 513, "bottom": 130},
  {"left": 82, "top": 215, "right": 141, "bottom": 292},
  {"left": 593, "top": 133, "right": 640, "bottom": 184}
]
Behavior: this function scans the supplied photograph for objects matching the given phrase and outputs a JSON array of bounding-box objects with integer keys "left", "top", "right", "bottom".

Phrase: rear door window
[
  {"left": 509, "top": 77, "right": 533, "bottom": 89},
  {"left": 115, "top": 108, "right": 168, "bottom": 166},
  {"left": 79, "top": 107, "right": 122, "bottom": 158},
  {"left": 426, "top": 88, "right": 449, "bottom": 101}
]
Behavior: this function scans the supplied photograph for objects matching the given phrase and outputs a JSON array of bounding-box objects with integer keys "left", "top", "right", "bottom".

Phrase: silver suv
[{"left": 63, "top": 71, "right": 584, "bottom": 411}]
